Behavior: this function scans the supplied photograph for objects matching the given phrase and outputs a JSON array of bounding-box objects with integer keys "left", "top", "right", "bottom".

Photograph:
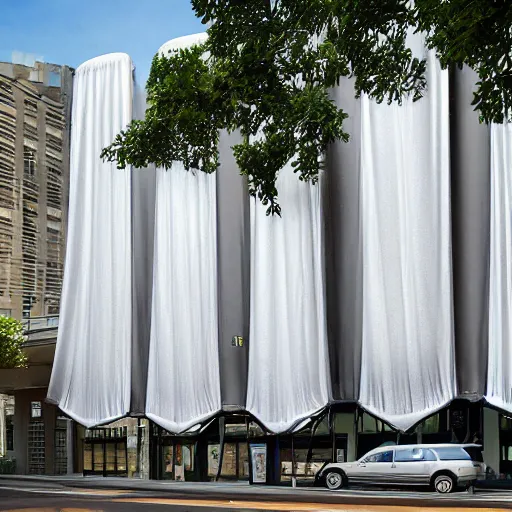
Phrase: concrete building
[
  {"left": 0, "top": 59, "right": 73, "bottom": 474},
  {"left": 0, "top": 60, "right": 72, "bottom": 319},
  {"left": 1, "top": 41, "right": 512, "bottom": 485}
]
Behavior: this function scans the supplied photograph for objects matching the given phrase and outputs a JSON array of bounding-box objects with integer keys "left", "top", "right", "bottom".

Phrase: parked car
[{"left": 316, "top": 444, "right": 484, "bottom": 493}]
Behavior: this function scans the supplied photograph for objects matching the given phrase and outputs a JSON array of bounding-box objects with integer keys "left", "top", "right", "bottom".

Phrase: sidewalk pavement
[{"left": 2, "top": 475, "right": 512, "bottom": 508}]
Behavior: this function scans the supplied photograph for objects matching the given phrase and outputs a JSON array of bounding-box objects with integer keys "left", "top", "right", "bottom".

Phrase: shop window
[
  {"left": 162, "top": 445, "right": 174, "bottom": 479},
  {"left": 501, "top": 415, "right": 512, "bottom": 431},
  {"left": 420, "top": 414, "right": 440, "bottom": 433},
  {"left": 208, "top": 443, "right": 220, "bottom": 477},
  {"left": 314, "top": 417, "right": 330, "bottom": 436},
  {"left": 6, "top": 415, "right": 13, "bottom": 451},
  {"left": 358, "top": 412, "right": 394, "bottom": 433},
  {"left": 83, "top": 442, "right": 92, "bottom": 472},
  {"left": 248, "top": 422, "right": 264, "bottom": 438},
  {"left": 83, "top": 428, "right": 128, "bottom": 476},
  {"left": 280, "top": 447, "right": 293, "bottom": 479},
  {"left": 54, "top": 418, "right": 68, "bottom": 475},
  {"left": 28, "top": 422, "right": 45, "bottom": 474},
  {"left": 335, "top": 413, "right": 355, "bottom": 434},
  {"left": 238, "top": 442, "right": 249, "bottom": 478},
  {"left": 221, "top": 443, "right": 237, "bottom": 477},
  {"left": 209, "top": 442, "right": 249, "bottom": 480},
  {"left": 280, "top": 438, "right": 332, "bottom": 482},
  {"left": 225, "top": 422, "right": 247, "bottom": 436}
]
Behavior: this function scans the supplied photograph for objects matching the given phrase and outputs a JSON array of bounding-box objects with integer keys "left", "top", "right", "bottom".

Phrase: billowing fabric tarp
[
  {"left": 47, "top": 53, "right": 134, "bottom": 427},
  {"left": 145, "top": 33, "right": 221, "bottom": 433},
  {"left": 486, "top": 121, "right": 512, "bottom": 412},
  {"left": 246, "top": 163, "right": 331, "bottom": 433},
  {"left": 358, "top": 48, "right": 456, "bottom": 431},
  {"left": 145, "top": 165, "right": 221, "bottom": 433}
]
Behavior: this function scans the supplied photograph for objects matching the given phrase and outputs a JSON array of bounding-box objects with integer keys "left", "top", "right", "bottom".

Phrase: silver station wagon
[{"left": 317, "top": 444, "right": 484, "bottom": 493}]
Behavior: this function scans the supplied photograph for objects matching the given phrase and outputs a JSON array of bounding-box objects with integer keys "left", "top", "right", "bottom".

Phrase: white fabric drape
[
  {"left": 246, "top": 163, "right": 331, "bottom": 433},
  {"left": 145, "top": 165, "right": 221, "bottom": 433},
  {"left": 358, "top": 48, "right": 456, "bottom": 431},
  {"left": 47, "top": 53, "right": 133, "bottom": 427},
  {"left": 145, "top": 32, "right": 220, "bottom": 433},
  {"left": 486, "top": 121, "right": 512, "bottom": 412}
]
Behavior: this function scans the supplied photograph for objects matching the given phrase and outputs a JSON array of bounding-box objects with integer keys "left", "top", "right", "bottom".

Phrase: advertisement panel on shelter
[{"left": 250, "top": 444, "right": 267, "bottom": 484}]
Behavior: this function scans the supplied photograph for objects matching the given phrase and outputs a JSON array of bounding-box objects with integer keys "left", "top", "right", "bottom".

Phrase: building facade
[
  {"left": 3, "top": 35, "right": 512, "bottom": 483},
  {"left": 0, "top": 59, "right": 73, "bottom": 474}
]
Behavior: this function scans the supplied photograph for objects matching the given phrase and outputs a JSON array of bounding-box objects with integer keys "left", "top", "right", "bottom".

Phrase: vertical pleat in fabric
[
  {"left": 217, "top": 131, "right": 250, "bottom": 409},
  {"left": 450, "top": 66, "right": 491, "bottom": 400},
  {"left": 486, "top": 121, "right": 512, "bottom": 412},
  {"left": 246, "top": 163, "right": 331, "bottom": 433},
  {"left": 130, "top": 85, "right": 156, "bottom": 415},
  {"left": 358, "top": 46, "right": 456, "bottom": 431},
  {"left": 145, "top": 165, "right": 221, "bottom": 433},
  {"left": 145, "top": 33, "right": 221, "bottom": 433},
  {"left": 325, "top": 77, "right": 363, "bottom": 402},
  {"left": 47, "top": 53, "right": 133, "bottom": 427}
]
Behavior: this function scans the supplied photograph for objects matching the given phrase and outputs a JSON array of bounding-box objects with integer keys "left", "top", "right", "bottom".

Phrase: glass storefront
[
  {"left": 83, "top": 427, "right": 128, "bottom": 476},
  {"left": 159, "top": 442, "right": 196, "bottom": 481}
]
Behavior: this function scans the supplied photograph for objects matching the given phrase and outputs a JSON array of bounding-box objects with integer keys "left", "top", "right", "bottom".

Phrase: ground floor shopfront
[
  {"left": 78, "top": 402, "right": 512, "bottom": 483},
  {"left": 6, "top": 391, "right": 512, "bottom": 483}
]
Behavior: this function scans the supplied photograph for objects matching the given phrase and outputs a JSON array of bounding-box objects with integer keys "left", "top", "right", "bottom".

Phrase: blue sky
[{"left": 0, "top": 0, "right": 204, "bottom": 83}]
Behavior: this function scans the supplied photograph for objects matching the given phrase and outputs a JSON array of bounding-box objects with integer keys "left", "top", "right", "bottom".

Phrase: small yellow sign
[{"left": 232, "top": 336, "right": 244, "bottom": 347}]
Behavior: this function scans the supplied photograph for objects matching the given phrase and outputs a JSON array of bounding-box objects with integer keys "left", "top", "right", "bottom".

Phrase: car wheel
[
  {"left": 434, "top": 474, "right": 455, "bottom": 494},
  {"left": 325, "top": 470, "right": 345, "bottom": 490}
]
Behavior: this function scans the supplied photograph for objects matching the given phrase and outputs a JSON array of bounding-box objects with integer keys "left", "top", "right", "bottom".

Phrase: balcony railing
[{"left": 22, "top": 315, "right": 59, "bottom": 333}]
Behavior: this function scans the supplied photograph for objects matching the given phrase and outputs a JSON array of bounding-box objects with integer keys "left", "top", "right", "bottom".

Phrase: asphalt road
[{"left": 1, "top": 486, "right": 512, "bottom": 512}]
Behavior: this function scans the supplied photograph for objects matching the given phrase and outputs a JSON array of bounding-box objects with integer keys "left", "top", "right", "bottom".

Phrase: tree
[
  {"left": 0, "top": 316, "right": 28, "bottom": 369},
  {"left": 101, "top": 0, "right": 512, "bottom": 214}
]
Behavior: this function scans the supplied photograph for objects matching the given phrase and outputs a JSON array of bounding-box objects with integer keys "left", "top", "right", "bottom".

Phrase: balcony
[
  {"left": 22, "top": 314, "right": 59, "bottom": 333},
  {"left": 22, "top": 315, "right": 58, "bottom": 345}
]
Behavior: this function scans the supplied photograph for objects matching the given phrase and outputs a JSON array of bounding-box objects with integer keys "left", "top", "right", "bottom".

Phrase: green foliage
[
  {"left": 0, "top": 316, "right": 28, "bottom": 369},
  {"left": 102, "top": 0, "right": 511, "bottom": 213},
  {"left": 415, "top": 0, "right": 512, "bottom": 124}
]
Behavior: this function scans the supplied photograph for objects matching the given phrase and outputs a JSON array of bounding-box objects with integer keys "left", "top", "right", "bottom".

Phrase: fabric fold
[
  {"left": 47, "top": 53, "right": 134, "bottom": 427},
  {"left": 145, "top": 165, "right": 221, "bottom": 433},
  {"left": 145, "top": 33, "right": 221, "bottom": 433},
  {"left": 486, "top": 120, "right": 512, "bottom": 413},
  {"left": 246, "top": 163, "right": 331, "bottom": 433},
  {"left": 358, "top": 45, "right": 456, "bottom": 432}
]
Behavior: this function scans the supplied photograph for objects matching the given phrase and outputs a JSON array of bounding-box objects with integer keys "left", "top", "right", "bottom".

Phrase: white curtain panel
[
  {"left": 246, "top": 163, "right": 331, "bottom": 433},
  {"left": 47, "top": 53, "right": 133, "bottom": 427},
  {"left": 145, "top": 165, "right": 221, "bottom": 433},
  {"left": 358, "top": 47, "right": 456, "bottom": 431},
  {"left": 487, "top": 121, "right": 512, "bottom": 412},
  {"left": 145, "top": 33, "right": 221, "bottom": 433}
]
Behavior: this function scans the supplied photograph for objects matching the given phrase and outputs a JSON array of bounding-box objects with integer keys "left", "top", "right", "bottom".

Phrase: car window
[
  {"left": 364, "top": 450, "right": 393, "bottom": 463},
  {"left": 395, "top": 448, "right": 436, "bottom": 462},
  {"left": 434, "top": 447, "right": 471, "bottom": 461}
]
